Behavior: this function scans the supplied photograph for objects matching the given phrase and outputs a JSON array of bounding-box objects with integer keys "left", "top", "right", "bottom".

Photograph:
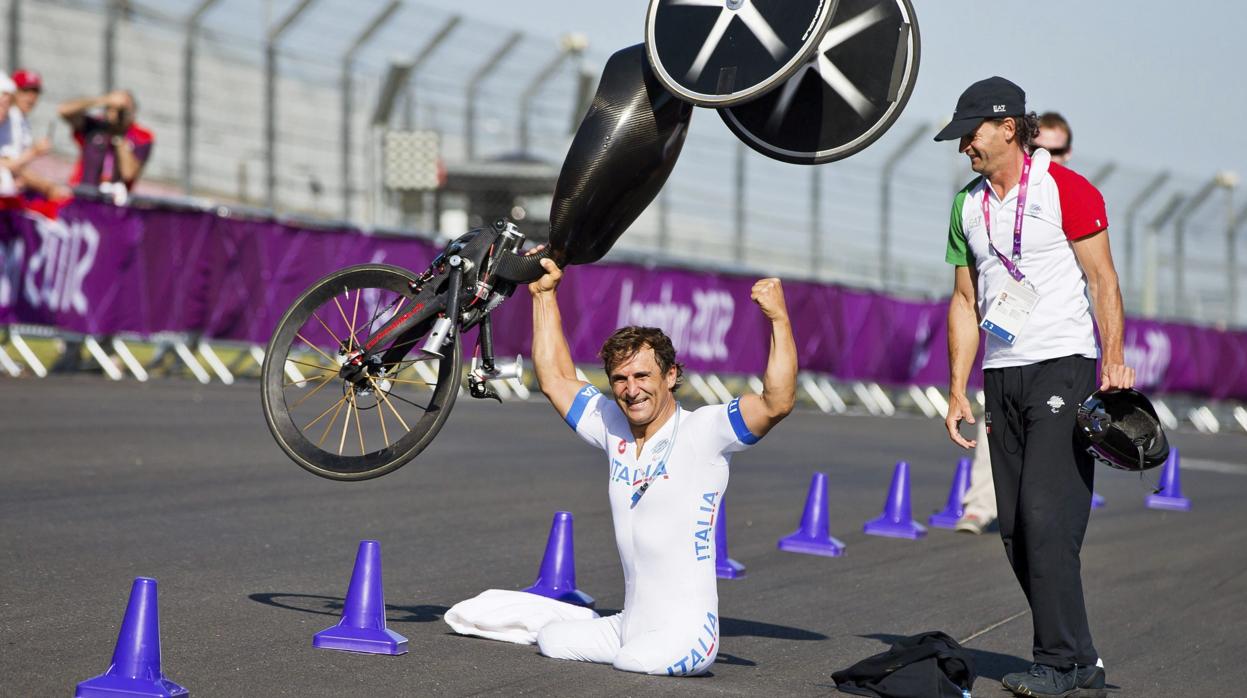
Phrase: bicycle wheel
[{"left": 260, "top": 264, "right": 461, "bottom": 481}]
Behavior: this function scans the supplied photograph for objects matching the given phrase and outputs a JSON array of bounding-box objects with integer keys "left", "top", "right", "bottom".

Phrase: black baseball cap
[{"left": 933, "top": 76, "right": 1026, "bottom": 142}]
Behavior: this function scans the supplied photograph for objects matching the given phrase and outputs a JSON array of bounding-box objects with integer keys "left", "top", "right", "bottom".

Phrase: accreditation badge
[{"left": 980, "top": 278, "right": 1038, "bottom": 346}]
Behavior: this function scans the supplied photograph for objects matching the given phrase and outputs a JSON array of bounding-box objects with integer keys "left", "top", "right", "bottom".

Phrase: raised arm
[
  {"left": 1072, "top": 230, "right": 1135, "bottom": 390},
  {"left": 529, "top": 258, "right": 588, "bottom": 418},
  {"left": 737, "top": 278, "right": 797, "bottom": 438},
  {"left": 945, "top": 264, "right": 980, "bottom": 448},
  {"left": 58, "top": 94, "right": 106, "bottom": 131}
]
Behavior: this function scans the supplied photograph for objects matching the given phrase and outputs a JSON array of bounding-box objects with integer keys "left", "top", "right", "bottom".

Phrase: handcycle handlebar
[{"left": 491, "top": 247, "right": 557, "bottom": 285}]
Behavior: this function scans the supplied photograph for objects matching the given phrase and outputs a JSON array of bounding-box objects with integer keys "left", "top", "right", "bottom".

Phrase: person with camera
[{"left": 58, "top": 88, "right": 154, "bottom": 200}]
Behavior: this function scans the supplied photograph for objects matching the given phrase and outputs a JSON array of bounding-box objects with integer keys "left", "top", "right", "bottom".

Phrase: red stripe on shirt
[{"left": 1048, "top": 162, "right": 1108, "bottom": 240}]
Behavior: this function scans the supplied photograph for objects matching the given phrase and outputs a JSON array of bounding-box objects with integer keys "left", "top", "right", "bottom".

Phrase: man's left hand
[
  {"left": 751, "top": 278, "right": 789, "bottom": 322},
  {"left": 1100, "top": 362, "right": 1136, "bottom": 391}
]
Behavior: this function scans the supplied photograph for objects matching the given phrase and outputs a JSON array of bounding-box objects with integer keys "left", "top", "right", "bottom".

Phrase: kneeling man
[{"left": 528, "top": 258, "right": 797, "bottom": 676}]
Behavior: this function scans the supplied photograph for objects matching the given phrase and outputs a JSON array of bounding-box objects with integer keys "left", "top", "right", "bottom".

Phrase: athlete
[{"left": 527, "top": 256, "right": 797, "bottom": 676}]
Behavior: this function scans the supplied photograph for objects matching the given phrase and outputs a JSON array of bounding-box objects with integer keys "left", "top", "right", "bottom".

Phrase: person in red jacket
[{"left": 59, "top": 89, "right": 154, "bottom": 198}]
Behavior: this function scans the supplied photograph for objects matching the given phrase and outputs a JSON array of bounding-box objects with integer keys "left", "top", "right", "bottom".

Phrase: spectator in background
[
  {"left": 58, "top": 89, "right": 154, "bottom": 202},
  {"left": 11, "top": 70, "right": 43, "bottom": 151},
  {"left": 0, "top": 73, "right": 18, "bottom": 199},
  {"left": 0, "top": 75, "right": 31, "bottom": 202},
  {"left": 1034, "top": 112, "right": 1072, "bottom": 165},
  {"left": 2, "top": 69, "right": 71, "bottom": 206}
]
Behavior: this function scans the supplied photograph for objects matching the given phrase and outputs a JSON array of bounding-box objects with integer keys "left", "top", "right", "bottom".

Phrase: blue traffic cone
[
  {"left": 864, "top": 461, "right": 927, "bottom": 539},
  {"left": 1146, "top": 448, "right": 1191, "bottom": 511},
  {"left": 523, "top": 512, "right": 594, "bottom": 607},
  {"left": 777, "top": 472, "right": 845, "bottom": 557},
  {"left": 313, "top": 540, "right": 408, "bottom": 654},
  {"left": 715, "top": 497, "right": 745, "bottom": 579},
  {"left": 1091, "top": 492, "right": 1106, "bottom": 509},
  {"left": 929, "top": 458, "right": 972, "bottom": 529},
  {"left": 76, "top": 577, "right": 187, "bottom": 698}
]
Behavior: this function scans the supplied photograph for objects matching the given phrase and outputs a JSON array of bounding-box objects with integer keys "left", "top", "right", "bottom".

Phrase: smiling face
[
  {"left": 959, "top": 118, "right": 1016, "bottom": 177},
  {"left": 607, "top": 345, "right": 678, "bottom": 430}
]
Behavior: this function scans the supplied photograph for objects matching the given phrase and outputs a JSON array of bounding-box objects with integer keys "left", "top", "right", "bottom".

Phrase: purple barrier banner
[
  {"left": 3, "top": 200, "right": 1246, "bottom": 400},
  {"left": 0, "top": 201, "right": 440, "bottom": 342},
  {"left": 486, "top": 267, "right": 969, "bottom": 385}
]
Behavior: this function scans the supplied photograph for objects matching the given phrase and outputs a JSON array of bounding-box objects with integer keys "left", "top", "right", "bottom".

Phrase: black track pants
[{"left": 983, "top": 354, "right": 1098, "bottom": 669}]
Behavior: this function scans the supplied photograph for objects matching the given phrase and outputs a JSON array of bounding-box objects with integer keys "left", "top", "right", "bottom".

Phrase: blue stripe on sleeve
[
  {"left": 727, "top": 397, "right": 760, "bottom": 445},
  {"left": 564, "top": 384, "right": 601, "bottom": 430}
]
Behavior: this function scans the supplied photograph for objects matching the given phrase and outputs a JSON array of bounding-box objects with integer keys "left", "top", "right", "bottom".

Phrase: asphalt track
[{"left": 3, "top": 377, "right": 1246, "bottom": 697}]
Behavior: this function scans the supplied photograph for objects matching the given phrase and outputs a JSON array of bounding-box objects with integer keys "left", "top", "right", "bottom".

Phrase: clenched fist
[
  {"left": 528, "top": 255, "right": 563, "bottom": 297},
  {"left": 751, "top": 278, "right": 789, "bottom": 323}
]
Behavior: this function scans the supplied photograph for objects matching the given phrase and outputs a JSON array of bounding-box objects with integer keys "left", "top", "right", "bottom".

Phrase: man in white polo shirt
[
  {"left": 526, "top": 256, "right": 797, "bottom": 676},
  {"left": 937, "top": 77, "right": 1132, "bottom": 698}
]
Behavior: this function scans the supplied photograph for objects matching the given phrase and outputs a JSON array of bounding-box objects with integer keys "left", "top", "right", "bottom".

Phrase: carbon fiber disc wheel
[
  {"left": 645, "top": 0, "right": 839, "bottom": 107},
  {"left": 719, "top": 0, "right": 920, "bottom": 164}
]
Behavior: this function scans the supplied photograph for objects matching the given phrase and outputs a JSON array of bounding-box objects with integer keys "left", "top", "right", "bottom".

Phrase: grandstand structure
[{"left": 6, "top": 0, "right": 1245, "bottom": 323}]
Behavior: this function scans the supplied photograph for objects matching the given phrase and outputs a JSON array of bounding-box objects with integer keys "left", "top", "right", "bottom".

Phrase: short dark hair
[
  {"left": 599, "top": 326, "right": 684, "bottom": 392},
  {"left": 1038, "top": 111, "right": 1072, "bottom": 151},
  {"left": 994, "top": 111, "right": 1039, "bottom": 150}
]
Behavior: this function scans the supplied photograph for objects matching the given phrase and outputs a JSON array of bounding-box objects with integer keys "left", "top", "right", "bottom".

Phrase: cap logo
[{"left": 992, "top": 105, "right": 1007, "bottom": 113}]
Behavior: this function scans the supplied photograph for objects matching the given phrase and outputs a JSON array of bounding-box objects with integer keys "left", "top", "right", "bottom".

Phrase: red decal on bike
[{"left": 365, "top": 302, "right": 425, "bottom": 350}]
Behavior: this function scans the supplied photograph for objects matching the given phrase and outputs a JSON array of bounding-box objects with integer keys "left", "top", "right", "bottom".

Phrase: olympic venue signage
[{"left": 2, "top": 201, "right": 1245, "bottom": 400}]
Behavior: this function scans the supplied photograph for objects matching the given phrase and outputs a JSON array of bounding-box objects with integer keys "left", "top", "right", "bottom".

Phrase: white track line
[
  {"left": 958, "top": 609, "right": 1030, "bottom": 645},
  {"left": 1181, "top": 458, "right": 1247, "bottom": 476}
]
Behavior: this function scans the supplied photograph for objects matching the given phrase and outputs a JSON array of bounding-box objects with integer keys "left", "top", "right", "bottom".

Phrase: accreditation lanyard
[
  {"left": 981, "top": 153, "right": 1032, "bottom": 283},
  {"left": 630, "top": 408, "right": 680, "bottom": 509}
]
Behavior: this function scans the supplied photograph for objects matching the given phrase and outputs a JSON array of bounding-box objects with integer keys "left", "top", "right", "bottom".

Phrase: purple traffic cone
[
  {"left": 76, "top": 577, "right": 187, "bottom": 698},
  {"left": 313, "top": 540, "right": 408, "bottom": 654},
  {"left": 1091, "top": 492, "right": 1106, "bottom": 509},
  {"left": 522, "top": 512, "right": 594, "bottom": 607},
  {"left": 864, "top": 461, "right": 927, "bottom": 539},
  {"left": 1147, "top": 447, "right": 1191, "bottom": 511},
  {"left": 715, "top": 497, "right": 746, "bottom": 579},
  {"left": 929, "top": 458, "right": 972, "bottom": 529},
  {"left": 777, "top": 472, "right": 845, "bottom": 557}
]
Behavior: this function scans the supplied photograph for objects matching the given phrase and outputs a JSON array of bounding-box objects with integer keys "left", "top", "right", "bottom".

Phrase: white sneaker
[{"left": 954, "top": 513, "right": 991, "bottom": 534}]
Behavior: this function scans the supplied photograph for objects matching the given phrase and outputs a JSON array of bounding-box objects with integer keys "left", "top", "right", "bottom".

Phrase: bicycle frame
[{"left": 339, "top": 220, "right": 528, "bottom": 394}]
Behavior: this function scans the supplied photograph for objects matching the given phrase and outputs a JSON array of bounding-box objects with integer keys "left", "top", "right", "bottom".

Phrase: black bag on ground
[{"left": 832, "top": 630, "right": 975, "bottom": 697}]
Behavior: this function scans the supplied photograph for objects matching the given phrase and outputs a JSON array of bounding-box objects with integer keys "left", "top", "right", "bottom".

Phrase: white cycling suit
[{"left": 536, "top": 384, "right": 760, "bottom": 676}]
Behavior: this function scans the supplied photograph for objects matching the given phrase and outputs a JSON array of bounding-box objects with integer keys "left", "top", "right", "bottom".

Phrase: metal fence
[{"left": 6, "top": 0, "right": 1246, "bottom": 326}]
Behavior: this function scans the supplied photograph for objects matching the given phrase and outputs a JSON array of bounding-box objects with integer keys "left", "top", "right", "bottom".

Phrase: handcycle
[
  {"left": 260, "top": 44, "right": 691, "bottom": 481},
  {"left": 259, "top": 220, "right": 552, "bottom": 481},
  {"left": 259, "top": 0, "right": 922, "bottom": 480}
]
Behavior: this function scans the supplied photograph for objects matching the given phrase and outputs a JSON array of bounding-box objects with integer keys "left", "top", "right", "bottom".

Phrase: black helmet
[{"left": 1076, "top": 388, "right": 1169, "bottom": 471}]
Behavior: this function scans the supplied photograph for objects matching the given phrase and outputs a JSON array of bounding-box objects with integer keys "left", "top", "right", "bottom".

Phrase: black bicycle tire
[{"left": 260, "top": 263, "right": 462, "bottom": 481}]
